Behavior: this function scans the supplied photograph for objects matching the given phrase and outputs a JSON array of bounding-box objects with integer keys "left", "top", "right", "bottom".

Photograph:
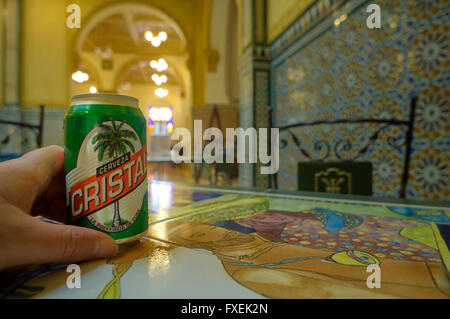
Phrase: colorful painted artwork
[{"left": 1, "top": 182, "right": 449, "bottom": 299}]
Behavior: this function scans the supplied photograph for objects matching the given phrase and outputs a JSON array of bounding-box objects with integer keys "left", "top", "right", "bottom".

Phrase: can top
[{"left": 71, "top": 93, "right": 139, "bottom": 108}]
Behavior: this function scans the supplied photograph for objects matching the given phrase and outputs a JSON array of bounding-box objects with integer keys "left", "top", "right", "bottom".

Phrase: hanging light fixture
[
  {"left": 145, "top": 31, "right": 154, "bottom": 42},
  {"left": 149, "top": 58, "right": 168, "bottom": 72},
  {"left": 151, "top": 74, "right": 168, "bottom": 86},
  {"left": 72, "top": 71, "right": 89, "bottom": 83},
  {"left": 154, "top": 88, "right": 168, "bottom": 98},
  {"left": 151, "top": 37, "right": 162, "bottom": 47},
  {"left": 158, "top": 31, "right": 167, "bottom": 41},
  {"left": 144, "top": 30, "right": 168, "bottom": 47}
]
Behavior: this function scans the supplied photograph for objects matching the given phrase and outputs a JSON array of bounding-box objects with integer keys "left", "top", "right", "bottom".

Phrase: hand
[{"left": 0, "top": 145, "right": 117, "bottom": 270}]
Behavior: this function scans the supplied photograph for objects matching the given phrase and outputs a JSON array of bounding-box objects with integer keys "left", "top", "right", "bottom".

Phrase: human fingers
[
  {"left": 31, "top": 198, "right": 66, "bottom": 223},
  {"left": 35, "top": 166, "right": 66, "bottom": 203},
  {"left": 0, "top": 211, "right": 117, "bottom": 270},
  {"left": 0, "top": 145, "right": 64, "bottom": 212}
]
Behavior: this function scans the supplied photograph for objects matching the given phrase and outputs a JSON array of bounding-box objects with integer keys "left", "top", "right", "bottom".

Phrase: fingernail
[{"left": 94, "top": 235, "right": 118, "bottom": 257}]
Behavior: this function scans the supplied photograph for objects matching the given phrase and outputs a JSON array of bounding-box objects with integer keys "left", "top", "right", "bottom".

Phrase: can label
[{"left": 66, "top": 120, "right": 147, "bottom": 234}]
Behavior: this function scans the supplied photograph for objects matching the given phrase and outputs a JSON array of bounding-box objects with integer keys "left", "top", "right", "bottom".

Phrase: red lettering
[{"left": 69, "top": 146, "right": 147, "bottom": 221}]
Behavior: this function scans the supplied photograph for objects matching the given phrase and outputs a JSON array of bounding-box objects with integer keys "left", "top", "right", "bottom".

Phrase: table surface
[{"left": 1, "top": 181, "right": 449, "bottom": 299}]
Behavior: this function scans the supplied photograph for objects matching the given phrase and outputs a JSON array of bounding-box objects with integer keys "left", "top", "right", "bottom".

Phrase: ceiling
[{"left": 81, "top": 10, "right": 186, "bottom": 56}]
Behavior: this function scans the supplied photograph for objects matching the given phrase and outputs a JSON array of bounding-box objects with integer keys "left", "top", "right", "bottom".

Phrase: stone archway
[{"left": 70, "top": 1, "right": 193, "bottom": 134}]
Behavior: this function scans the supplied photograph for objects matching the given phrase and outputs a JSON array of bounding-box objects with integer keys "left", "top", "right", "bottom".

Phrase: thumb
[{"left": 3, "top": 213, "right": 118, "bottom": 269}]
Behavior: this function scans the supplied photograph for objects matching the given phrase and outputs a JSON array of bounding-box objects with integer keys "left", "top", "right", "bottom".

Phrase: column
[{"left": 238, "top": 0, "right": 271, "bottom": 188}]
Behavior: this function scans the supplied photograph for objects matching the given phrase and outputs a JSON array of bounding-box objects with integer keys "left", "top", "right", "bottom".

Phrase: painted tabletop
[{"left": 1, "top": 181, "right": 449, "bottom": 299}]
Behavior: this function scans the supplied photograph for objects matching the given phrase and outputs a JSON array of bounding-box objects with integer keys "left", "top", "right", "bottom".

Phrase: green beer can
[{"left": 64, "top": 93, "right": 148, "bottom": 244}]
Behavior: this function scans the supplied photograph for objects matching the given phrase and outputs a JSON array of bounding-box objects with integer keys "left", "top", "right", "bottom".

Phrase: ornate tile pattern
[
  {"left": 270, "top": 0, "right": 344, "bottom": 58},
  {"left": 254, "top": 69, "right": 271, "bottom": 189},
  {"left": 272, "top": 0, "right": 449, "bottom": 200}
]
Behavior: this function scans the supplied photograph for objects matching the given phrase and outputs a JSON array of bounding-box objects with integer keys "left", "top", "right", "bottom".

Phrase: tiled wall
[
  {"left": 271, "top": 0, "right": 449, "bottom": 200},
  {"left": 0, "top": 106, "right": 66, "bottom": 156}
]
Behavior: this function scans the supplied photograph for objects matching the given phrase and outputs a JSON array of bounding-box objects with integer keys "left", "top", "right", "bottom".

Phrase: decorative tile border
[
  {"left": 254, "top": 68, "right": 270, "bottom": 188},
  {"left": 270, "top": 0, "right": 351, "bottom": 58}
]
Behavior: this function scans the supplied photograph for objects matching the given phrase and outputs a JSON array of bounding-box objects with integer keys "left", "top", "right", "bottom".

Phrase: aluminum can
[{"left": 65, "top": 93, "right": 148, "bottom": 244}]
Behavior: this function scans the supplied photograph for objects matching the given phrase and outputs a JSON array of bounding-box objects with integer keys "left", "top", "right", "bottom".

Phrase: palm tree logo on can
[
  {"left": 66, "top": 120, "right": 147, "bottom": 234},
  {"left": 92, "top": 120, "right": 138, "bottom": 228}
]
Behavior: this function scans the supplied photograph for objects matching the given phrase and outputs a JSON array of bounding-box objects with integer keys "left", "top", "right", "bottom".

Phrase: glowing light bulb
[
  {"left": 151, "top": 37, "right": 161, "bottom": 47},
  {"left": 145, "top": 31, "right": 154, "bottom": 42},
  {"left": 158, "top": 31, "right": 167, "bottom": 42},
  {"left": 158, "top": 58, "right": 167, "bottom": 69},
  {"left": 146, "top": 30, "right": 167, "bottom": 45},
  {"left": 72, "top": 71, "right": 89, "bottom": 83},
  {"left": 89, "top": 86, "right": 98, "bottom": 93},
  {"left": 149, "top": 58, "right": 168, "bottom": 72},
  {"left": 154, "top": 88, "right": 168, "bottom": 98},
  {"left": 152, "top": 74, "right": 161, "bottom": 85},
  {"left": 151, "top": 74, "right": 168, "bottom": 86}
]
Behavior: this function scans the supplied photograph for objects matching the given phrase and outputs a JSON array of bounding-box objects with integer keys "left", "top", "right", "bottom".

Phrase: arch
[
  {"left": 69, "top": 1, "right": 193, "bottom": 133},
  {"left": 75, "top": 56, "right": 103, "bottom": 90},
  {"left": 74, "top": 2, "right": 187, "bottom": 54}
]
